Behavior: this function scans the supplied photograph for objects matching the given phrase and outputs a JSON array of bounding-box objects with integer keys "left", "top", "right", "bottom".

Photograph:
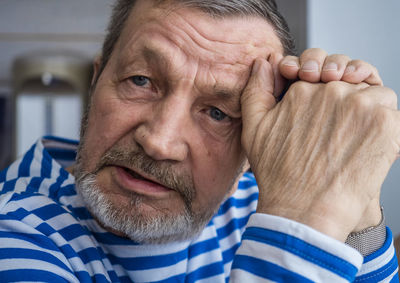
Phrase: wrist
[
  {"left": 256, "top": 205, "right": 351, "bottom": 242},
  {"left": 352, "top": 200, "right": 382, "bottom": 233}
]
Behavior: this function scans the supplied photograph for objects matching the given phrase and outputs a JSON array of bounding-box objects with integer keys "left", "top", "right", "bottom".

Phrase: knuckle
[
  {"left": 288, "top": 80, "right": 310, "bottom": 93},
  {"left": 286, "top": 81, "right": 314, "bottom": 101},
  {"left": 324, "top": 81, "right": 346, "bottom": 98},
  {"left": 373, "top": 107, "right": 392, "bottom": 128},
  {"left": 301, "top": 48, "right": 328, "bottom": 59},
  {"left": 325, "top": 80, "right": 344, "bottom": 89},
  {"left": 303, "top": 47, "right": 326, "bottom": 54},
  {"left": 349, "top": 59, "right": 376, "bottom": 71},
  {"left": 383, "top": 87, "right": 398, "bottom": 105},
  {"left": 327, "top": 54, "right": 351, "bottom": 62},
  {"left": 350, "top": 59, "right": 363, "bottom": 66},
  {"left": 283, "top": 55, "right": 298, "bottom": 61},
  {"left": 346, "top": 92, "right": 371, "bottom": 110}
]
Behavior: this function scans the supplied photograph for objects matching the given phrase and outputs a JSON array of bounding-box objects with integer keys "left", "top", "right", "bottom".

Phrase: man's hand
[
  {"left": 268, "top": 48, "right": 387, "bottom": 236},
  {"left": 241, "top": 58, "right": 399, "bottom": 242}
]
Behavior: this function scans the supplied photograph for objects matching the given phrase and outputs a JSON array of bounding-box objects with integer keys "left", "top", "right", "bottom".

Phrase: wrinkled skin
[{"left": 242, "top": 59, "right": 399, "bottom": 241}]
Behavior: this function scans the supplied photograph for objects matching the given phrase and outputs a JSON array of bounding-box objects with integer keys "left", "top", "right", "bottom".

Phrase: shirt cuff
[{"left": 232, "top": 213, "right": 363, "bottom": 282}]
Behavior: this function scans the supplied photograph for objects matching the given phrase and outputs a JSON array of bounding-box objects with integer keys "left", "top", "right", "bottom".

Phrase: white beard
[{"left": 75, "top": 172, "right": 215, "bottom": 244}]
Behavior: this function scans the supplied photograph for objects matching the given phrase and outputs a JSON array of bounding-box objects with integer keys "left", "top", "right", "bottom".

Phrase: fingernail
[
  {"left": 282, "top": 59, "right": 298, "bottom": 67},
  {"left": 322, "top": 62, "right": 338, "bottom": 71},
  {"left": 301, "top": 60, "right": 319, "bottom": 72},
  {"left": 344, "top": 65, "right": 356, "bottom": 74}
]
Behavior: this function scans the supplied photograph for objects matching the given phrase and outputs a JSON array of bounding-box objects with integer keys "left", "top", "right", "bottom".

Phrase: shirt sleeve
[
  {"left": 0, "top": 192, "right": 81, "bottom": 283},
  {"left": 353, "top": 227, "right": 399, "bottom": 282},
  {"left": 230, "top": 213, "right": 398, "bottom": 282},
  {"left": 0, "top": 218, "right": 80, "bottom": 282}
]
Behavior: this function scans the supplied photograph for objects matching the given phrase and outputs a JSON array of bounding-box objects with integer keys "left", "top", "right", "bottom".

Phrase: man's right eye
[
  {"left": 130, "top": 75, "right": 150, "bottom": 87},
  {"left": 209, "top": 107, "right": 228, "bottom": 122}
]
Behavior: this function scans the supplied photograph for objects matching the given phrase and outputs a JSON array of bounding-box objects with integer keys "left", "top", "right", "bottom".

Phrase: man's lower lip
[{"left": 114, "top": 166, "right": 172, "bottom": 195}]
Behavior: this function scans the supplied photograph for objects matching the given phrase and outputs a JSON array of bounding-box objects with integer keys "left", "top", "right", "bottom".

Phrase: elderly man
[{"left": 0, "top": 0, "right": 398, "bottom": 282}]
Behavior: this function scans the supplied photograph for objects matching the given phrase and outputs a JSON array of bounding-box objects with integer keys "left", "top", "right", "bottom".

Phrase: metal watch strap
[{"left": 345, "top": 208, "right": 386, "bottom": 257}]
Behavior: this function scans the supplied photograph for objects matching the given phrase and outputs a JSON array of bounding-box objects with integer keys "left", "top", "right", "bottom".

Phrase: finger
[
  {"left": 343, "top": 60, "right": 383, "bottom": 86},
  {"left": 279, "top": 55, "right": 300, "bottom": 80},
  {"left": 321, "top": 54, "right": 351, "bottom": 82},
  {"left": 268, "top": 52, "right": 287, "bottom": 98},
  {"left": 298, "top": 48, "right": 328, "bottom": 82},
  {"left": 241, "top": 58, "right": 276, "bottom": 130}
]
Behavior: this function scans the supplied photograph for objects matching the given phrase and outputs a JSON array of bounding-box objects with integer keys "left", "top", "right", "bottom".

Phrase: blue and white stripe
[
  {"left": 232, "top": 214, "right": 362, "bottom": 282},
  {"left": 0, "top": 136, "right": 397, "bottom": 282}
]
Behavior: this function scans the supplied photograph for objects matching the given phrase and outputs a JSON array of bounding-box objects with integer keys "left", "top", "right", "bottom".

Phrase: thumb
[
  {"left": 268, "top": 52, "right": 287, "bottom": 99},
  {"left": 241, "top": 58, "right": 276, "bottom": 132}
]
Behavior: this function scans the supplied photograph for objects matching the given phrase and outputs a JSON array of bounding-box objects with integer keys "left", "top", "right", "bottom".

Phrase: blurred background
[{"left": 0, "top": 0, "right": 399, "bottom": 237}]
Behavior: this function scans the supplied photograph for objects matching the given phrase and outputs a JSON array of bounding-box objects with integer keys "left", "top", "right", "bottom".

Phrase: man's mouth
[
  {"left": 114, "top": 165, "right": 173, "bottom": 194},
  {"left": 123, "top": 167, "right": 149, "bottom": 182}
]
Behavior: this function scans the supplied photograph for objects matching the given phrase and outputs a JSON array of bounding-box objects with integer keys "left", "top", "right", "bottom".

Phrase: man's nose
[{"left": 134, "top": 97, "right": 190, "bottom": 162}]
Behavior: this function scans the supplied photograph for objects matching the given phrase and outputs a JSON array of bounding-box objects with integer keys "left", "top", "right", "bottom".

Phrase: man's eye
[
  {"left": 209, "top": 107, "right": 228, "bottom": 121},
  {"left": 130, "top": 75, "right": 150, "bottom": 87}
]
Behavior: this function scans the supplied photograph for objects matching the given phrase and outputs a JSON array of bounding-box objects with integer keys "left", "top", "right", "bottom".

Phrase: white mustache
[{"left": 93, "top": 145, "right": 196, "bottom": 205}]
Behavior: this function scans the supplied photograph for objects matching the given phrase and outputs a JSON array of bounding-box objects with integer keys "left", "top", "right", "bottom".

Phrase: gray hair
[{"left": 97, "top": 0, "right": 296, "bottom": 82}]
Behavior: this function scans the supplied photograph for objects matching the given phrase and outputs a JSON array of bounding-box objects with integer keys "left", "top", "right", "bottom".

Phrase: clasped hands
[{"left": 242, "top": 48, "right": 399, "bottom": 242}]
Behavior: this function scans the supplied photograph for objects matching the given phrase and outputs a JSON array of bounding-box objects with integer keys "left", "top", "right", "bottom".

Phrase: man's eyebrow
[
  {"left": 121, "top": 45, "right": 169, "bottom": 71},
  {"left": 214, "top": 87, "right": 242, "bottom": 114},
  {"left": 214, "top": 88, "right": 240, "bottom": 100},
  {"left": 141, "top": 46, "right": 170, "bottom": 67}
]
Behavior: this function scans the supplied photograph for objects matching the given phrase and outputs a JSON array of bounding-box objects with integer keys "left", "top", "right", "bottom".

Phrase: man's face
[{"left": 75, "top": 0, "right": 282, "bottom": 243}]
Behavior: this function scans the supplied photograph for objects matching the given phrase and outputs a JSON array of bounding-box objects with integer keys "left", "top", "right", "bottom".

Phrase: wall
[
  {"left": 276, "top": 0, "right": 308, "bottom": 54},
  {"left": 0, "top": 0, "right": 113, "bottom": 168},
  {"left": 0, "top": 0, "right": 113, "bottom": 84},
  {"left": 307, "top": 0, "right": 400, "bottom": 236}
]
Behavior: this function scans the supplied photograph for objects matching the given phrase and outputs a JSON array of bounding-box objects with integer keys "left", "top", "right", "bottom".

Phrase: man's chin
[{"left": 76, "top": 173, "right": 214, "bottom": 244}]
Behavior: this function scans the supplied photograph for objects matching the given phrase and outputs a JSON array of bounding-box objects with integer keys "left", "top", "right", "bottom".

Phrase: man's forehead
[{"left": 120, "top": 0, "right": 283, "bottom": 56}]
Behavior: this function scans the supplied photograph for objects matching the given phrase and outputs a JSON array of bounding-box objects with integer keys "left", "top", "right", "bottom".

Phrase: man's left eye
[
  {"left": 209, "top": 107, "right": 228, "bottom": 121},
  {"left": 130, "top": 75, "right": 150, "bottom": 87}
]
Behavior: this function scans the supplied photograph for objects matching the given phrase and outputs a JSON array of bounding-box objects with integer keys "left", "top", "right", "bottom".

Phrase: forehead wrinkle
[
  {"left": 153, "top": 20, "right": 255, "bottom": 97},
  {"left": 170, "top": 9, "right": 280, "bottom": 64},
  {"left": 168, "top": 19, "right": 257, "bottom": 67},
  {"left": 143, "top": 10, "right": 256, "bottom": 70},
  {"left": 155, "top": 10, "right": 276, "bottom": 98}
]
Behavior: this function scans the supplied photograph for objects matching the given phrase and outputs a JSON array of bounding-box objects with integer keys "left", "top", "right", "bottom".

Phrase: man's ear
[{"left": 91, "top": 54, "right": 102, "bottom": 86}]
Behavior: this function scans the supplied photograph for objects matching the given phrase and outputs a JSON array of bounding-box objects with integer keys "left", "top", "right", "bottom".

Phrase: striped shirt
[{"left": 0, "top": 136, "right": 398, "bottom": 282}]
